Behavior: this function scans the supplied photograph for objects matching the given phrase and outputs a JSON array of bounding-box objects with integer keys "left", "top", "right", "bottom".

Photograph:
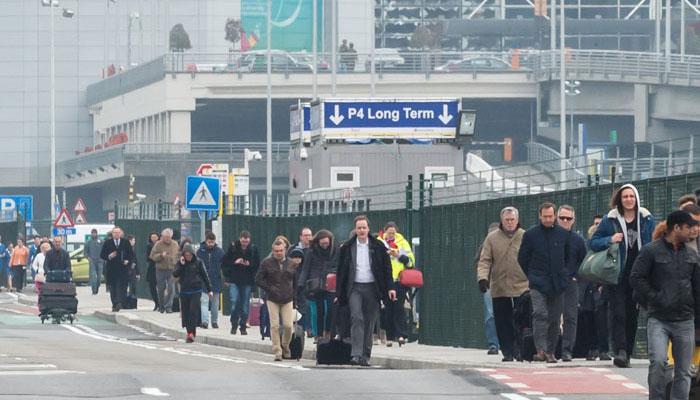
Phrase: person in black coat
[
  {"left": 517, "top": 202, "right": 575, "bottom": 363},
  {"left": 298, "top": 229, "right": 338, "bottom": 341},
  {"left": 221, "top": 230, "right": 260, "bottom": 335},
  {"left": 43, "top": 236, "right": 71, "bottom": 282},
  {"left": 146, "top": 232, "right": 160, "bottom": 311},
  {"left": 173, "top": 243, "right": 212, "bottom": 343},
  {"left": 100, "top": 227, "right": 135, "bottom": 312},
  {"left": 336, "top": 215, "right": 395, "bottom": 367}
]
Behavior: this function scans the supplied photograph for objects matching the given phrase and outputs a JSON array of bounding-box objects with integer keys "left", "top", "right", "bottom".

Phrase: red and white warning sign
[{"left": 53, "top": 208, "right": 75, "bottom": 228}]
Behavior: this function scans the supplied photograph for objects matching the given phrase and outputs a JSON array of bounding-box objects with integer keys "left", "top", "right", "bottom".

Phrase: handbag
[
  {"left": 578, "top": 243, "right": 620, "bottom": 285},
  {"left": 325, "top": 273, "right": 337, "bottom": 292},
  {"left": 399, "top": 268, "right": 424, "bottom": 288},
  {"left": 305, "top": 277, "right": 324, "bottom": 295}
]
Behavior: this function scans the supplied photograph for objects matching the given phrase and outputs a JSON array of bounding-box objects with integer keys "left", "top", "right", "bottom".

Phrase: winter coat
[
  {"left": 43, "top": 247, "right": 71, "bottom": 272},
  {"left": 100, "top": 238, "right": 135, "bottom": 282},
  {"left": 149, "top": 240, "right": 181, "bottom": 271},
  {"left": 298, "top": 241, "right": 338, "bottom": 295},
  {"left": 336, "top": 235, "right": 394, "bottom": 306},
  {"left": 589, "top": 189, "right": 654, "bottom": 283},
  {"left": 518, "top": 223, "right": 575, "bottom": 296},
  {"left": 568, "top": 231, "right": 587, "bottom": 277},
  {"left": 377, "top": 232, "right": 415, "bottom": 281},
  {"left": 173, "top": 257, "right": 212, "bottom": 295},
  {"left": 221, "top": 241, "right": 260, "bottom": 287},
  {"left": 255, "top": 256, "right": 299, "bottom": 304},
  {"left": 196, "top": 242, "right": 225, "bottom": 293},
  {"left": 629, "top": 238, "right": 700, "bottom": 324},
  {"left": 476, "top": 228, "right": 529, "bottom": 298}
]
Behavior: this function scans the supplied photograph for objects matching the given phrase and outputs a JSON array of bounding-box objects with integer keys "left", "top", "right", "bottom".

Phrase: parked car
[
  {"left": 296, "top": 53, "right": 330, "bottom": 71},
  {"left": 237, "top": 50, "right": 314, "bottom": 73},
  {"left": 364, "top": 48, "right": 406, "bottom": 71},
  {"left": 70, "top": 247, "right": 89, "bottom": 284},
  {"left": 434, "top": 56, "right": 513, "bottom": 72}
]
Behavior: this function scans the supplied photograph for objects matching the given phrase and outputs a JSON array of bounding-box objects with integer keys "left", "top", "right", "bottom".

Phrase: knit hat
[
  {"left": 182, "top": 243, "right": 196, "bottom": 256},
  {"left": 288, "top": 247, "right": 304, "bottom": 259}
]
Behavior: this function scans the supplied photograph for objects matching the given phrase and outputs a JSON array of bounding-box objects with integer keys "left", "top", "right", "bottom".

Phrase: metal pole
[
  {"left": 655, "top": 0, "right": 662, "bottom": 52},
  {"left": 665, "top": 0, "right": 671, "bottom": 71},
  {"left": 50, "top": 1, "right": 56, "bottom": 220},
  {"left": 331, "top": 0, "right": 337, "bottom": 96},
  {"left": 370, "top": 1, "right": 376, "bottom": 97},
  {"left": 127, "top": 15, "right": 132, "bottom": 68},
  {"left": 559, "top": 0, "right": 567, "bottom": 188},
  {"left": 312, "top": 0, "right": 318, "bottom": 99},
  {"left": 681, "top": 0, "right": 686, "bottom": 58},
  {"left": 103, "top": 0, "right": 108, "bottom": 77},
  {"left": 265, "top": 0, "right": 272, "bottom": 214},
  {"left": 550, "top": 0, "right": 556, "bottom": 52}
]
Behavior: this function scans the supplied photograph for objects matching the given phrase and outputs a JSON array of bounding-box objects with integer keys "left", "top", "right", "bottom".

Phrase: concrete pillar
[
  {"left": 169, "top": 111, "right": 191, "bottom": 143},
  {"left": 634, "top": 84, "right": 649, "bottom": 142}
]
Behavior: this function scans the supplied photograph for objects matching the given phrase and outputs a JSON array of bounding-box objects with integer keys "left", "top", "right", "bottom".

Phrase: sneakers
[
  {"left": 599, "top": 352, "right": 612, "bottom": 361},
  {"left": 487, "top": 346, "right": 499, "bottom": 355},
  {"left": 239, "top": 327, "right": 248, "bottom": 335},
  {"left": 282, "top": 349, "right": 292, "bottom": 360},
  {"left": 211, "top": 323, "right": 219, "bottom": 329},
  {"left": 274, "top": 354, "right": 283, "bottom": 362},
  {"left": 186, "top": 333, "right": 194, "bottom": 343},
  {"left": 533, "top": 350, "right": 547, "bottom": 362},
  {"left": 561, "top": 351, "right": 573, "bottom": 362},
  {"left": 613, "top": 350, "right": 630, "bottom": 368},
  {"left": 545, "top": 353, "right": 557, "bottom": 364},
  {"left": 586, "top": 350, "right": 598, "bottom": 361}
]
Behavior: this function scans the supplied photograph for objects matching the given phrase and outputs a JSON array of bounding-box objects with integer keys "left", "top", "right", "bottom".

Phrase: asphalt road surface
[{"left": 0, "top": 293, "right": 649, "bottom": 400}]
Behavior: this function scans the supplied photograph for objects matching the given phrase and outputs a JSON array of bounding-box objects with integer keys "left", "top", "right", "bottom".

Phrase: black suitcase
[
  {"left": 40, "top": 282, "right": 76, "bottom": 297},
  {"left": 316, "top": 338, "right": 352, "bottom": 365},
  {"left": 39, "top": 295, "right": 78, "bottom": 314},
  {"left": 45, "top": 270, "right": 72, "bottom": 283},
  {"left": 122, "top": 296, "right": 137, "bottom": 310},
  {"left": 289, "top": 323, "right": 305, "bottom": 360}
]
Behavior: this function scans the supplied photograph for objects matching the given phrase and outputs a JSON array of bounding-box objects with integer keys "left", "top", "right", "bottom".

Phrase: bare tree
[{"left": 225, "top": 18, "right": 242, "bottom": 50}]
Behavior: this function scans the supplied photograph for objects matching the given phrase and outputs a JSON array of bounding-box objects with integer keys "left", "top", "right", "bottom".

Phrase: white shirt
[
  {"left": 354, "top": 239, "right": 374, "bottom": 283},
  {"left": 32, "top": 253, "right": 45, "bottom": 274}
]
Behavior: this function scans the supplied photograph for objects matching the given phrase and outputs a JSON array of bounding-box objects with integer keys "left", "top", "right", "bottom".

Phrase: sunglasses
[{"left": 558, "top": 216, "right": 574, "bottom": 221}]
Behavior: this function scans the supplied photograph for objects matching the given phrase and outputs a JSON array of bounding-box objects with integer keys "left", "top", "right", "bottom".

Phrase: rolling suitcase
[
  {"left": 288, "top": 323, "right": 305, "bottom": 360},
  {"left": 45, "top": 269, "right": 72, "bottom": 283},
  {"left": 40, "top": 282, "right": 77, "bottom": 297},
  {"left": 248, "top": 298, "right": 263, "bottom": 326},
  {"left": 316, "top": 302, "right": 352, "bottom": 365},
  {"left": 122, "top": 295, "right": 137, "bottom": 310},
  {"left": 39, "top": 295, "right": 78, "bottom": 314}
]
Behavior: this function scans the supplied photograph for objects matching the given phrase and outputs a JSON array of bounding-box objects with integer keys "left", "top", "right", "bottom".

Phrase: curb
[{"left": 91, "top": 310, "right": 472, "bottom": 369}]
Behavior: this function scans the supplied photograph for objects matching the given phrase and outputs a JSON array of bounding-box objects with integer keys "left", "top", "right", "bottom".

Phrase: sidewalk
[{"left": 17, "top": 285, "right": 647, "bottom": 369}]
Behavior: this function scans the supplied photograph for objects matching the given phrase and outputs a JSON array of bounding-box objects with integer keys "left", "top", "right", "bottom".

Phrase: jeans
[
  {"left": 88, "top": 259, "right": 103, "bottom": 294},
  {"left": 201, "top": 292, "right": 220, "bottom": 325},
  {"left": 483, "top": 290, "right": 500, "bottom": 349},
  {"left": 156, "top": 269, "right": 175, "bottom": 311},
  {"left": 267, "top": 300, "right": 294, "bottom": 357},
  {"left": 647, "top": 317, "right": 695, "bottom": 400},
  {"left": 530, "top": 289, "right": 563, "bottom": 354},
  {"left": 228, "top": 283, "right": 252, "bottom": 329},
  {"left": 562, "top": 278, "right": 579, "bottom": 354}
]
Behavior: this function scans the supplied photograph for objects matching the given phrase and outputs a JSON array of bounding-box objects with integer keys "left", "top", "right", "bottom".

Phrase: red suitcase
[
  {"left": 399, "top": 269, "right": 423, "bottom": 288},
  {"left": 248, "top": 298, "right": 263, "bottom": 326}
]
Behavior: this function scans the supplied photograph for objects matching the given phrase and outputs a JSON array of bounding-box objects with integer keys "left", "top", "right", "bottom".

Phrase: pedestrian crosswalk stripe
[
  {"left": 189, "top": 181, "right": 216, "bottom": 206},
  {"left": 0, "top": 364, "right": 56, "bottom": 369}
]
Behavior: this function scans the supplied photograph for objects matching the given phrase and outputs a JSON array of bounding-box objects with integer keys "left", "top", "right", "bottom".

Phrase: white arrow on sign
[
  {"left": 438, "top": 104, "right": 453, "bottom": 125},
  {"left": 329, "top": 104, "right": 344, "bottom": 126}
]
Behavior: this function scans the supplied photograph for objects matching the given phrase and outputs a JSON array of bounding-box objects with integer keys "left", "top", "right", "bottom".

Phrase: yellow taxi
[{"left": 70, "top": 247, "right": 89, "bottom": 284}]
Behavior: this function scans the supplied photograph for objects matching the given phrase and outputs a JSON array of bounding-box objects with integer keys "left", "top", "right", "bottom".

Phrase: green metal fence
[{"left": 218, "top": 173, "right": 700, "bottom": 350}]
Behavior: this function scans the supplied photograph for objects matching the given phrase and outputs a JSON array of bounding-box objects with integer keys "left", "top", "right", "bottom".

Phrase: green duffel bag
[{"left": 578, "top": 243, "right": 620, "bottom": 285}]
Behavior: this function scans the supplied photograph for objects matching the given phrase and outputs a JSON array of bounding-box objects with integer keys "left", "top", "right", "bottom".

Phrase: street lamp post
[
  {"left": 265, "top": 0, "right": 272, "bottom": 215},
  {"left": 559, "top": 0, "right": 567, "bottom": 188},
  {"left": 565, "top": 80, "right": 581, "bottom": 161}
]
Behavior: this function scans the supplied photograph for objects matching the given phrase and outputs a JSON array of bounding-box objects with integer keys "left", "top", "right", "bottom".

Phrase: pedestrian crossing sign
[
  {"left": 185, "top": 176, "right": 220, "bottom": 211},
  {"left": 53, "top": 208, "right": 75, "bottom": 228}
]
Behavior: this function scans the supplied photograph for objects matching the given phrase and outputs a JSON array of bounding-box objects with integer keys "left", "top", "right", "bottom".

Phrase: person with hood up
[
  {"left": 298, "top": 229, "right": 338, "bottom": 343},
  {"left": 221, "top": 230, "right": 260, "bottom": 335},
  {"left": 377, "top": 222, "right": 415, "bottom": 347},
  {"left": 590, "top": 183, "right": 654, "bottom": 368},
  {"left": 477, "top": 206, "right": 529, "bottom": 361},
  {"left": 173, "top": 243, "right": 212, "bottom": 343}
]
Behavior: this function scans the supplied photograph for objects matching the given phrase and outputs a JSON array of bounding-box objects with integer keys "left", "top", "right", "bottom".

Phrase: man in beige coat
[
  {"left": 477, "top": 206, "right": 529, "bottom": 361},
  {"left": 149, "top": 228, "right": 181, "bottom": 313}
]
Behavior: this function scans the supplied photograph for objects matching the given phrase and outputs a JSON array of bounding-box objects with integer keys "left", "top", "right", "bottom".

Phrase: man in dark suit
[
  {"left": 100, "top": 227, "right": 134, "bottom": 312},
  {"left": 336, "top": 215, "right": 395, "bottom": 367}
]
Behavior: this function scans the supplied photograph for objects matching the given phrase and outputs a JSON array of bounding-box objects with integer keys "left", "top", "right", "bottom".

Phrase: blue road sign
[
  {"left": 323, "top": 99, "right": 458, "bottom": 134},
  {"left": 0, "top": 195, "right": 33, "bottom": 221},
  {"left": 186, "top": 176, "right": 220, "bottom": 211},
  {"left": 53, "top": 227, "right": 76, "bottom": 236}
]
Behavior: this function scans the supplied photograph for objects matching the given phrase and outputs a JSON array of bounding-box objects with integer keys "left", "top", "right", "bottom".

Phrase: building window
[
  {"left": 330, "top": 166, "right": 360, "bottom": 188},
  {"left": 425, "top": 166, "right": 454, "bottom": 188}
]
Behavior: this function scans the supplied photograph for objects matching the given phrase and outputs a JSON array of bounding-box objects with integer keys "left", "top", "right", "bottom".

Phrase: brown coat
[
  {"left": 149, "top": 240, "right": 181, "bottom": 271},
  {"left": 255, "top": 256, "right": 299, "bottom": 304},
  {"left": 476, "top": 228, "right": 529, "bottom": 298}
]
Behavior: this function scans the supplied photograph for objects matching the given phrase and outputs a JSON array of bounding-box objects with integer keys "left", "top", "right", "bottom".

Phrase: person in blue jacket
[
  {"left": 197, "top": 232, "right": 225, "bottom": 329},
  {"left": 590, "top": 183, "right": 654, "bottom": 368}
]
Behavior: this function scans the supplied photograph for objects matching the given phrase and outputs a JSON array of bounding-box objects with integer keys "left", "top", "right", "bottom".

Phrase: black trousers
[
  {"left": 606, "top": 281, "right": 638, "bottom": 356},
  {"left": 108, "top": 274, "right": 128, "bottom": 308},
  {"left": 146, "top": 265, "right": 159, "bottom": 307},
  {"left": 382, "top": 285, "right": 408, "bottom": 341},
  {"left": 180, "top": 293, "right": 202, "bottom": 335},
  {"left": 492, "top": 296, "right": 518, "bottom": 357},
  {"left": 11, "top": 266, "right": 25, "bottom": 292}
]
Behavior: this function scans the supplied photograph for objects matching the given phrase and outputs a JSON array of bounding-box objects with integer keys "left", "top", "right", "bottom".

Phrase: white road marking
[
  {"left": 0, "top": 364, "right": 56, "bottom": 369},
  {"left": 140, "top": 387, "right": 170, "bottom": 397},
  {"left": 589, "top": 367, "right": 611, "bottom": 372},
  {"left": 14, "top": 357, "right": 24, "bottom": 361},
  {"left": 62, "top": 324, "right": 308, "bottom": 371},
  {"left": 506, "top": 382, "right": 529, "bottom": 388},
  {"left": 522, "top": 391, "right": 544, "bottom": 395},
  {"left": 605, "top": 374, "right": 628, "bottom": 381},
  {"left": 540, "top": 397, "right": 561, "bottom": 400},
  {"left": 2, "top": 370, "right": 85, "bottom": 376},
  {"left": 623, "top": 383, "right": 647, "bottom": 390},
  {"left": 501, "top": 394, "right": 531, "bottom": 400},
  {"left": 490, "top": 374, "right": 512, "bottom": 380},
  {"left": 476, "top": 368, "right": 497, "bottom": 372}
]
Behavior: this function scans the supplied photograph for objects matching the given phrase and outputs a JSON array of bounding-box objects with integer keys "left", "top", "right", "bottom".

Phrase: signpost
[
  {"left": 53, "top": 208, "right": 76, "bottom": 236},
  {"left": 0, "top": 195, "right": 33, "bottom": 221},
  {"left": 186, "top": 176, "right": 220, "bottom": 244},
  {"left": 73, "top": 197, "right": 87, "bottom": 225},
  {"left": 310, "top": 98, "right": 459, "bottom": 140}
]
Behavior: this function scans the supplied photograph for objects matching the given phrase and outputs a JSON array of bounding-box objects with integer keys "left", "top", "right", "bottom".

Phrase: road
[{"left": 0, "top": 293, "right": 649, "bottom": 400}]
